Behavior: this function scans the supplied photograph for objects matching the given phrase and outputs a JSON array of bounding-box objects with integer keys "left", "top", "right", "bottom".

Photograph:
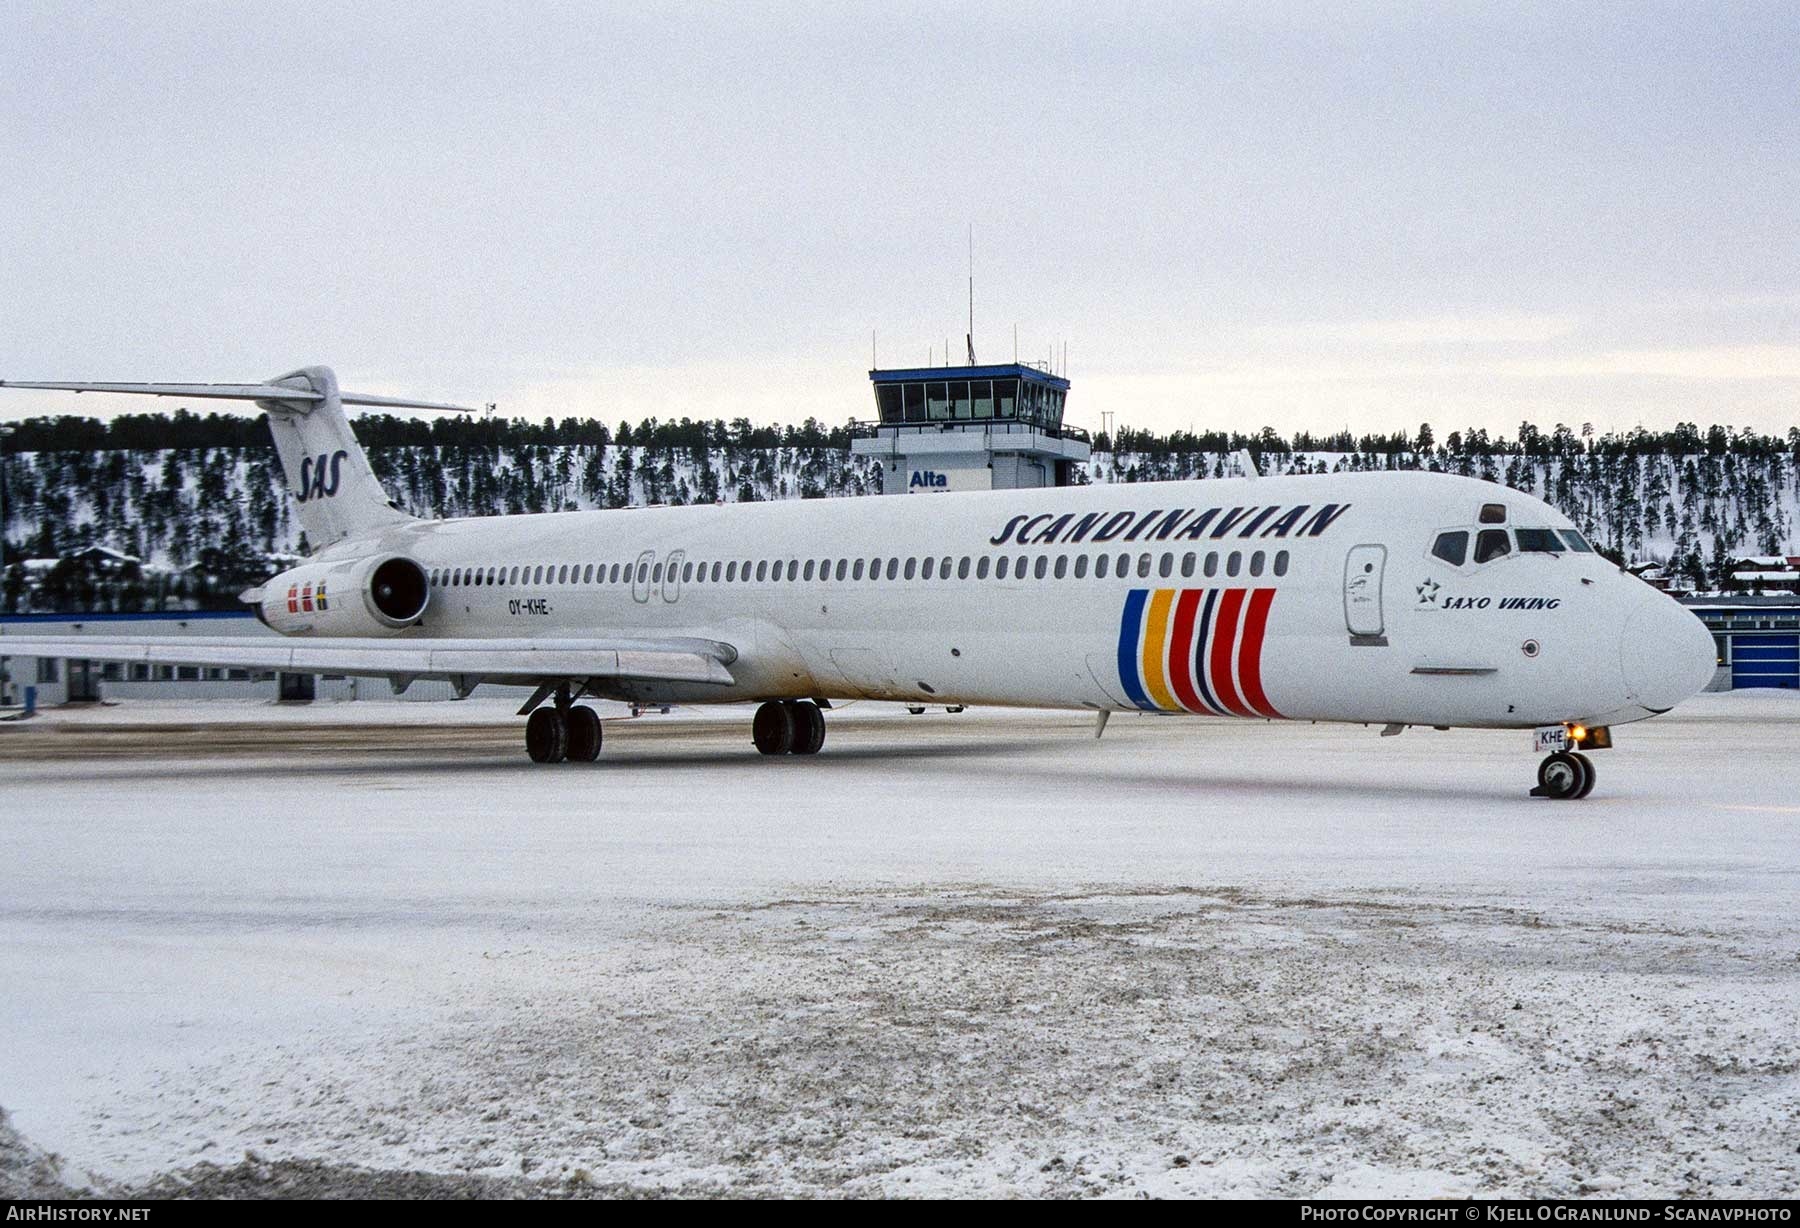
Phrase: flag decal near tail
[{"left": 1117, "top": 588, "right": 1285, "bottom": 718}]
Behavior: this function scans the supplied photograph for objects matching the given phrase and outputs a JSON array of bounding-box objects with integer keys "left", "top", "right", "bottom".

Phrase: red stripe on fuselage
[
  {"left": 1237, "top": 587, "right": 1282, "bottom": 719},
  {"left": 1208, "top": 588, "right": 1253, "bottom": 717},
  {"left": 1167, "top": 589, "right": 1204, "bottom": 712}
]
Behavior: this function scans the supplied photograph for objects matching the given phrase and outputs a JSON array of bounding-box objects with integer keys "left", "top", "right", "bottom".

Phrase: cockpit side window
[
  {"left": 1432, "top": 531, "right": 1469, "bottom": 567},
  {"left": 1515, "top": 528, "right": 1564, "bottom": 553},
  {"left": 1559, "top": 530, "right": 1595, "bottom": 553},
  {"left": 1474, "top": 528, "right": 1512, "bottom": 564}
]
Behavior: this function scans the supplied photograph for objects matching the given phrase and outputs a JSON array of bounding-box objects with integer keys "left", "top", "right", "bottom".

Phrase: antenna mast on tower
[{"left": 965, "top": 224, "right": 977, "bottom": 365}]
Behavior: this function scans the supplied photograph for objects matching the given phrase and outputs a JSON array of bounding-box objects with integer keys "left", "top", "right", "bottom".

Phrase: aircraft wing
[{"left": 0, "top": 635, "right": 737, "bottom": 688}]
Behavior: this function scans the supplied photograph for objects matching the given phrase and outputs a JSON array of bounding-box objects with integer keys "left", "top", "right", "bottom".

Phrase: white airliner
[{"left": 0, "top": 365, "right": 1716, "bottom": 798}]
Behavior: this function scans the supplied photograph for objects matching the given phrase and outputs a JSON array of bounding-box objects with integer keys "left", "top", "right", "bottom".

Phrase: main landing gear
[
  {"left": 752, "top": 700, "right": 826, "bottom": 756},
  {"left": 525, "top": 701, "right": 603, "bottom": 764},
  {"left": 1532, "top": 750, "right": 1596, "bottom": 800}
]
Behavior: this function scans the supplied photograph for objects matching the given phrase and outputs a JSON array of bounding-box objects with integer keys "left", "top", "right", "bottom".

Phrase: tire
[
  {"left": 1571, "top": 752, "right": 1596, "bottom": 799},
  {"left": 1536, "top": 751, "right": 1582, "bottom": 800},
  {"left": 752, "top": 701, "right": 795, "bottom": 755},
  {"left": 790, "top": 701, "right": 826, "bottom": 755},
  {"left": 565, "top": 706, "right": 603, "bottom": 762},
  {"left": 526, "top": 707, "right": 569, "bottom": 764}
]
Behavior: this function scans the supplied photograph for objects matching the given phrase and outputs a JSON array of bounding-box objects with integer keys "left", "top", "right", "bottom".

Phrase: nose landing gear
[{"left": 1532, "top": 750, "right": 1596, "bottom": 800}]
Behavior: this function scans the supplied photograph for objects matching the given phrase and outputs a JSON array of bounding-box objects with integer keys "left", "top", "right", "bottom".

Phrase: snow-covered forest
[{"left": 3, "top": 412, "right": 1796, "bottom": 612}]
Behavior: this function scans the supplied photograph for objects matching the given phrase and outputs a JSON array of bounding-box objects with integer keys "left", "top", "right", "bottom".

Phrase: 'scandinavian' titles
[{"left": 989, "top": 503, "right": 1351, "bottom": 548}]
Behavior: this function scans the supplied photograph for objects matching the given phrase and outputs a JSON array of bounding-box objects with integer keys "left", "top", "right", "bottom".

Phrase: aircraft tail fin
[{"left": 0, "top": 365, "right": 476, "bottom": 548}]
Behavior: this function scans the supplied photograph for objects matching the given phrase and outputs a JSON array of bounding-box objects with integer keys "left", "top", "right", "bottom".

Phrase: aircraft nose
[{"left": 1620, "top": 594, "right": 1716, "bottom": 712}]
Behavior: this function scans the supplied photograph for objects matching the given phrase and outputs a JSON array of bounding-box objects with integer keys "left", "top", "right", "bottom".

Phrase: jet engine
[{"left": 257, "top": 554, "right": 430, "bottom": 636}]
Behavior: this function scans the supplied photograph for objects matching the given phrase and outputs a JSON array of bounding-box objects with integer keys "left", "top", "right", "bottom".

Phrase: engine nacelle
[{"left": 258, "top": 554, "right": 430, "bottom": 636}]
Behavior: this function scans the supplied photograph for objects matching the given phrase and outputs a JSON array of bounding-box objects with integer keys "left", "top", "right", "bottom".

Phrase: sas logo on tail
[
  {"left": 1117, "top": 587, "right": 1283, "bottom": 718},
  {"left": 296, "top": 450, "right": 349, "bottom": 502},
  {"left": 285, "top": 581, "right": 329, "bottom": 614}
]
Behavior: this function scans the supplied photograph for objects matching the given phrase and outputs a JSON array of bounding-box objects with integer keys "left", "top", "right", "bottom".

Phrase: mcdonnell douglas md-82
[{"left": 0, "top": 366, "right": 1716, "bottom": 799}]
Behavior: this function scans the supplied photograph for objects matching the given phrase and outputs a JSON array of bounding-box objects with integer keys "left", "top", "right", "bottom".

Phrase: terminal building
[
  {"left": 1683, "top": 597, "right": 1800, "bottom": 691},
  {"left": 850, "top": 363, "right": 1090, "bottom": 494}
]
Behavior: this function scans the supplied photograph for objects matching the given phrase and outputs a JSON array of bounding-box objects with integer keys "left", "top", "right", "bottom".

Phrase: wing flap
[{"left": 0, "top": 636, "right": 736, "bottom": 687}]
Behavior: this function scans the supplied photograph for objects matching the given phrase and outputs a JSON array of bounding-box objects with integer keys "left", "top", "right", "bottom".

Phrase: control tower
[{"left": 850, "top": 363, "right": 1091, "bottom": 495}]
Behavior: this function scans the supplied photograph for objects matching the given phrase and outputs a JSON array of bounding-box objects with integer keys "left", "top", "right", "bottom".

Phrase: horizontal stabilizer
[{"left": 0, "top": 379, "right": 475, "bottom": 413}]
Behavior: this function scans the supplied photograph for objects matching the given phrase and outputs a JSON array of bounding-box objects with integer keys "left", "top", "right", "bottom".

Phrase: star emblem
[{"left": 1416, "top": 578, "right": 1441, "bottom": 606}]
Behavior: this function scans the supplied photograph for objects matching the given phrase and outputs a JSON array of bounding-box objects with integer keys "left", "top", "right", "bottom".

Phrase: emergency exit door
[{"left": 1344, "top": 544, "right": 1387, "bottom": 643}]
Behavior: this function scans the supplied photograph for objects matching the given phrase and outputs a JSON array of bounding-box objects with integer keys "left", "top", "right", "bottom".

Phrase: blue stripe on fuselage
[{"left": 1117, "top": 588, "right": 1156, "bottom": 710}]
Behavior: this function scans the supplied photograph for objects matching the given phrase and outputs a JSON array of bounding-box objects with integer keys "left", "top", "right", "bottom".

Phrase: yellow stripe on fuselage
[{"left": 1140, "top": 588, "right": 1177, "bottom": 711}]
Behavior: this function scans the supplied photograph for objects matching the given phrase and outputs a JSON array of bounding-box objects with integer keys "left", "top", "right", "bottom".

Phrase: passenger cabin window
[
  {"left": 1274, "top": 550, "right": 1289, "bottom": 577},
  {"left": 1479, "top": 503, "right": 1507, "bottom": 525},
  {"left": 1515, "top": 528, "right": 1564, "bottom": 553},
  {"left": 1475, "top": 529, "right": 1511, "bottom": 564},
  {"left": 1432, "top": 531, "right": 1469, "bottom": 567}
]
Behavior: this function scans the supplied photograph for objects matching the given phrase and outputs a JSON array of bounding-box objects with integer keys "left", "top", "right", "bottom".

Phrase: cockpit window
[
  {"left": 1515, "top": 528, "right": 1564, "bottom": 553},
  {"left": 1474, "top": 528, "right": 1512, "bottom": 564},
  {"left": 1479, "top": 503, "right": 1507, "bottom": 524},
  {"left": 1432, "top": 531, "right": 1469, "bottom": 566},
  {"left": 1560, "top": 530, "right": 1595, "bottom": 553}
]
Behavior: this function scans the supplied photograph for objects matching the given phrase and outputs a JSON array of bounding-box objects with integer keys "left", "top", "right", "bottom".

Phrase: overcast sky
[{"left": 3, "top": 1, "right": 1797, "bottom": 440}]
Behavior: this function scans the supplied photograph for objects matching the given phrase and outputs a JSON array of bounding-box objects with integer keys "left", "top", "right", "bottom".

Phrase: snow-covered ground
[{"left": 2, "top": 693, "right": 1797, "bottom": 1198}]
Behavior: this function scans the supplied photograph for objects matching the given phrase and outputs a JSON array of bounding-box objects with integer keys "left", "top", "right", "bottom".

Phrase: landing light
[{"left": 1564, "top": 723, "right": 1613, "bottom": 750}]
